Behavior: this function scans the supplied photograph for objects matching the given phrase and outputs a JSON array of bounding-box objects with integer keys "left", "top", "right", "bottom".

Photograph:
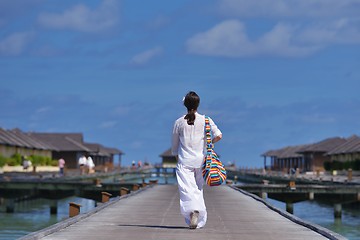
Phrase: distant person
[
  {"left": 137, "top": 160, "right": 142, "bottom": 168},
  {"left": 58, "top": 158, "right": 65, "bottom": 176},
  {"left": 131, "top": 160, "right": 136, "bottom": 170},
  {"left": 172, "top": 91, "right": 222, "bottom": 229},
  {"left": 78, "top": 154, "right": 87, "bottom": 175},
  {"left": 86, "top": 155, "right": 95, "bottom": 174},
  {"left": 22, "top": 156, "right": 32, "bottom": 171}
]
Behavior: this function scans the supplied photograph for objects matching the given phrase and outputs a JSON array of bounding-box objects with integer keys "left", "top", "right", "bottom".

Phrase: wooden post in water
[
  {"left": 348, "top": 169, "right": 352, "bottom": 181},
  {"left": 259, "top": 192, "right": 267, "bottom": 199},
  {"left": 94, "top": 178, "right": 101, "bottom": 187},
  {"left": 286, "top": 202, "right": 294, "bottom": 214},
  {"left": 120, "top": 187, "right": 130, "bottom": 196},
  {"left": 5, "top": 198, "right": 15, "bottom": 213},
  {"left": 69, "top": 202, "right": 81, "bottom": 217},
  {"left": 142, "top": 174, "right": 145, "bottom": 184},
  {"left": 288, "top": 181, "right": 296, "bottom": 190},
  {"left": 164, "top": 168, "right": 168, "bottom": 184},
  {"left": 149, "top": 179, "right": 158, "bottom": 185},
  {"left": 101, "top": 192, "right": 112, "bottom": 203},
  {"left": 334, "top": 203, "right": 342, "bottom": 219},
  {"left": 50, "top": 199, "right": 58, "bottom": 214},
  {"left": 309, "top": 192, "right": 314, "bottom": 201}
]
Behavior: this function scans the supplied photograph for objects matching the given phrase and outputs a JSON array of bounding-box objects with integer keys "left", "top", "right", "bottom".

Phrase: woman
[{"left": 171, "top": 91, "right": 222, "bottom": 229}]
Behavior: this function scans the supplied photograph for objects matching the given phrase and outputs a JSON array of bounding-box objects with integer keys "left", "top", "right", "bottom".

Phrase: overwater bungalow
[
  {"left": 0, "top": 128, "right": 53, "bottom": 159},
  {"left": 0, "top": 128, "right": 123, "bottom": 170},
  {"left": 262, "top": 136, "right": 352, "bottom": 172},
  {"left": 84, "top": 142, "right": 123, "bottom": 170},
  {"left": 326, "top": 135, "right": 360, "bottom": 162},
  {"left": 28, "top": 132, "right": 123, "bottom": 169},
  {"left": 297, "top": 137, "right": 347, "bottom": 171},
  {"left": 262, "top": 144, "right": 308, "bottom": 172},
  {"left": 27, "top": 132, "right": 92, "bottom": 169},
  {"left": 160, "top": 148, "right": 176, "bottom": 168}
]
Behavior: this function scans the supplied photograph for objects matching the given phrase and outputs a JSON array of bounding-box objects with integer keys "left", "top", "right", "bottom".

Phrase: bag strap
[{"left": 205, "top": 116, "right": 214, "bottom": 151}]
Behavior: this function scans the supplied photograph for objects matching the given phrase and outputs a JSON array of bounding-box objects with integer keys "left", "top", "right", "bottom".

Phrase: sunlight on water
[
  {"left": 266, "top": 198, "right": 360, "bottom": 240},
  {"left": 0, "top": 196, "right": 96, "bottom": 240}
]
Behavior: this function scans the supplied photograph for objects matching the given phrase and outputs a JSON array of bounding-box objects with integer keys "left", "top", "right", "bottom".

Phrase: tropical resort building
[
  {"left": 0, "top": 128, "right": 53, "bottom": 159},
  {"left": 262, "top": 136, "right": 354, "bottom": 172},
  {"left": 0, "top": 128, "right": 123, "bottom": 170},
  {"left": 159, "top": 148, "right": 176, "bottom": 168},
  {"left": 326, "top": 135, "right": 360, "bottom": 162}
]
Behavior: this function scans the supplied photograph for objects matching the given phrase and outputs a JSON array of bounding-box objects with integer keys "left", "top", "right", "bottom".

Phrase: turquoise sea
[{"left": 267, "top": 198, "right": 360, "bottom": 240}]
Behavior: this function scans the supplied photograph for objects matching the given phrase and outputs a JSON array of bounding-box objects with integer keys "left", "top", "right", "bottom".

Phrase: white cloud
[
  {"left": 37, "top": 0, "right": 119, "bottom": 32},
  {"left": 298, "top": 18, "right": 360, "bottom": 45},
  {"left": 257, "top": 23, "right": 320, "bottom": 57},
  {"left": 218, "top": 0, "right": 360, "bottom": 18},
  {"left": 300, "top": 114, "right": 336, "bottom": 124},
  {"left": 198, "top": 1, "right": 360, "bottom": 58},
  {"left": 99, "top": 121, "right": 118, "bottom": 129},
  {"left": 130, "top": 46, "right": 163, "bottom": 65},
  {"left": 186, "top": 14, "right": 360, "bottom": 58},
  {"left": 113, "top": 106, "right": 130, "bottom": 116},
  {"left": 186, "top": 20, "right": 319, "bottom": 58},
  {"left": 130, "top": 140, "right": 143, "bottom": 149},
  {"left": 186, "top": 20, "right": 253, "bottom": 57},
  {"left": 0, "top": 31, "right": 34, "bottom": 56},
  {"left": 36, "top": 107, "right": 52, "bottom": 114}
]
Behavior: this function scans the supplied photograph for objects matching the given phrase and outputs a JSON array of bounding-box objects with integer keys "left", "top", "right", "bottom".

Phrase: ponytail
[
  {"left": 184, "top": 109, "right": 196, "bottom": 125},
  {"left": 183, "top": 91, "right": 200, "bottom": 125}
]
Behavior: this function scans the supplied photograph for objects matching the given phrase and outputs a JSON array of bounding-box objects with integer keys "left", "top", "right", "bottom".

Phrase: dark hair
[{"left": 183, "top": 91, "right": 200, "bottom": 125}]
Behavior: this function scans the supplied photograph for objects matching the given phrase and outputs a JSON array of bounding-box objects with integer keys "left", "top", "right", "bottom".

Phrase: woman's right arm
[{"left": 171, "top": 121, "right": 180, "bottom": 156}]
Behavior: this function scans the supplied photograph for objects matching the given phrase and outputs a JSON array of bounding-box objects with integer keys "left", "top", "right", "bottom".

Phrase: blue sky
[{"left": 1, "top": 0, "right": 360, "bottom": 167}]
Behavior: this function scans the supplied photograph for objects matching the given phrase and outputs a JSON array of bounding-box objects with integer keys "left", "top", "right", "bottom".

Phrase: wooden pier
[
  {"left": 236, "top": 183, "right": 360, "bottom": 218},
  {"left": 20, "top": 185, "right": 345, "bottom": 240}
]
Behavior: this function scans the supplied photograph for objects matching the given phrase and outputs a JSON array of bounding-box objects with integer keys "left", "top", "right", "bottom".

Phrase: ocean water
[
  {"left": 267, "top": 198, "right": 360, "bottom": 240},
  {"left": 0, "top": 196, "right": 96, "bottom": 240}
]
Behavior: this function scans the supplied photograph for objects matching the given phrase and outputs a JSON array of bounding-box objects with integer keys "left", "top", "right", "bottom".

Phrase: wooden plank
[{"left": 21, "top": 185, "right": 344, "bottom": 240}]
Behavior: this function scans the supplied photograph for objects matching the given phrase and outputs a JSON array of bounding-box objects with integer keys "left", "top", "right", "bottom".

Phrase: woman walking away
[{"left": 171, "top": 91, "right": 222, "bottom": 229}]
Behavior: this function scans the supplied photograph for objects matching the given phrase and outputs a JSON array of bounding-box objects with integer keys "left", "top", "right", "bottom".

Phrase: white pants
[{"left": 176, "top": 163, "right": 207, "bottom": 228}]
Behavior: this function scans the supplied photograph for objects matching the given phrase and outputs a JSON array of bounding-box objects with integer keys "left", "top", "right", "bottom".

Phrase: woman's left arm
[{"left": 213, "top": 134, "right": 222, "bottom": 143}]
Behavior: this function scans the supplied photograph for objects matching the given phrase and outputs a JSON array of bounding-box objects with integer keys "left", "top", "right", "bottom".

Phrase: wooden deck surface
[{"left": 22, "top": 185, "right": 345, "bottom": 240}]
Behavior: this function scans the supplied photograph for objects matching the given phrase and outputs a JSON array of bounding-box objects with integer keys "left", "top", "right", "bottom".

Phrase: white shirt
[
  {"left": 171, "top": 112, "right": 222, "bottom": 168},
  {"left": 78, "top": 156, "right": 87, "bottom": 165},
  {"left": 87, "top": 157, "right": 95, "bottom": 168}
]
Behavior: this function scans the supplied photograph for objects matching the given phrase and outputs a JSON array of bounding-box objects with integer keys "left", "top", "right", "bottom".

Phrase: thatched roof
[
  {"left": 84, "top": 143, "right": 123, "bottom": 156},
  {"left": 326, "top": 135, "right": 360, "bottom": 155},
  {"left": 262, "top": 144, "right": 308, "bottom": 159},
  {"left": 0, "top": 128, "right": 54, "bottom": 150},
  {"left": 28, "top": 132, "right": 90, "bottom": 152},
  {"left": 297, "top": 137, "right": 347, "bottom": 153},
  {"left": 160, "top": 148, "right": 175, "bottom": 157}
]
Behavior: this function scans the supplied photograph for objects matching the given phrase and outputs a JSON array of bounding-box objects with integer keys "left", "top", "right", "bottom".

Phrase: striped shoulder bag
[{"left": 202, "top": 116, "right": 227, "bottom": 186}]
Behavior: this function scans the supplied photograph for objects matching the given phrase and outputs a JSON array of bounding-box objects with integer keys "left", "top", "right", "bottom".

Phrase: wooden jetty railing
[
  {"left": 236, "top": 183, "right": 360, "bottom": 218},
  {"left": 0, "top": 178, "right": 158, "bottom": 214}
]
